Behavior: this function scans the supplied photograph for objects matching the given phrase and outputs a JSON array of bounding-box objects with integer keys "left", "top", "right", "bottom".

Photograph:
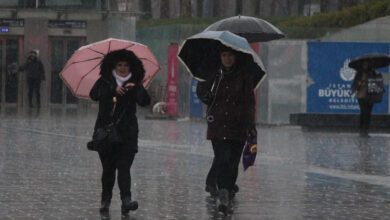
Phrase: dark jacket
[
  {"left": 89, "top": 50, "right": 150, "bottom": 154},
  {"left": 90, "top": 76, "right": 150, "bottom": 154},
  {"left": 197, "top": 67, "right": 256, "bottom": 141},
  {"left": 19, "top": 59, "right": 45, "bottom": 80}
]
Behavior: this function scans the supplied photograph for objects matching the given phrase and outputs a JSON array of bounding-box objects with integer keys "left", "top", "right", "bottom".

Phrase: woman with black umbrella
[
  {"left": 196, "top": 45, "right": 257, "bottom": 215},
  {"left": 352, "top": 60, "right": 384, "bottom": 137},
  {"left": 89, "top": 49, "right": 150, "bottom": 218}
]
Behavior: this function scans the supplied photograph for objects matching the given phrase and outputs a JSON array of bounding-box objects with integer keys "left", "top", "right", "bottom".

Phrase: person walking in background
[
  {"left": 196, "top": 45, "right": 257, "bottom": 215},
  {"left": 89, "top": 49, "right": 150, "bottom": 218},
  {"left": 19, "top": 50, "right": 45, "bottom": 108},
  {"left": 352, "top": 60, "right": 384, "bottom": 137}
]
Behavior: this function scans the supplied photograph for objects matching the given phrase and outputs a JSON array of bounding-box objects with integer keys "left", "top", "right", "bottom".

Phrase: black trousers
[
  {"left": 208, "top": 139, "right": 245, "bottom": 191},
  {"left": 358, "top": 99, "right": 374, "bottom": 133},
  {"left": 98, "top": 145, "right": 135, "bottom": 202},
  {"left": 27, "top": 78, "right": 41, "bottom": 106}
]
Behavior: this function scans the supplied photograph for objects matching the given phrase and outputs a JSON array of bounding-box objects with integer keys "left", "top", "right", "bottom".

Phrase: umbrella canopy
[
  {"left": 204, "top": 15, "right": 285, "bottom": 43},
  {"left": 178, "top": 31, "right": 266, "bottom": 89},
  {"left": 348, "top": 53, "right": 390, "bottom": 70},
  {"left": 242, "top": 135, "right": 257, "bottom": 171},
  {"left": 59, "top": 38, "right": 160, "bottom": 99}
]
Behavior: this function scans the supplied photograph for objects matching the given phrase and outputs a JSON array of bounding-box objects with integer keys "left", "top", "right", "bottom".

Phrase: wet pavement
[{"left": 0, "top": 107, "right": 390, "bottom": 219}]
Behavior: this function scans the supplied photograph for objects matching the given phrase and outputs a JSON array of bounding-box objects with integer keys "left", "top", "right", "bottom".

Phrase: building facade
[
  {"left": 133, "top": 0, "right": 370, "bottom": 19},
  {"left": 0, "top": 1, "right": 136, "bottom": 107}
]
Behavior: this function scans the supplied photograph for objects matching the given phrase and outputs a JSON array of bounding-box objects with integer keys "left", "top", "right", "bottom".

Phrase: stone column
[
  {"left": 259, "top": 0, "right": 273, "bottom": 16},
  {"left": 169, "top": 0, "right": 181, "bottom": 18},
  {"left": 190, "top": 0, "right": 197, "bottom": 17},
  {"left": 151, "top": 0, "right": 161, "bottom": 19},
  {"left": 128, "top": 0, "right": 139, "bottom": 12},
  {"left": 202, "top": 0, "right": 213, "bottom": 17},
  {"left": 225, "top": 0, "right": 237, "bottom": 17},
  {"left": 181, "top": 0, "right": 192, "bottom": 17},
  {"left": 242, "top": 0, "right": 257, "bottom": 16}
]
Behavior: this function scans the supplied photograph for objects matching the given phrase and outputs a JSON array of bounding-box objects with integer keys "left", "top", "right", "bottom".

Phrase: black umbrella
[
  {"left": 348, "top": 53, "right": 390, "bottom": 70},
  {"left": 204, "top": 15, "right": 285, "bottom": 43},
  {"left": 178, "top": 31, "right": 266, "bottom": 89}
]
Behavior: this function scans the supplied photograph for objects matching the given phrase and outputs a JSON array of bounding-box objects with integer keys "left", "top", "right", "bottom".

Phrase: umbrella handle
[{"left": 110, "top": 98, "right": 117, "bottom": 117}]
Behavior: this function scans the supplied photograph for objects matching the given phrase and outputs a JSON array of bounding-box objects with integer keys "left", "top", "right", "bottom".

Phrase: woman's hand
[
  {"left": 115, "top": 86, "right": 126, "bottom": 96},
  {"left": 248, "top": 123, "right": 257, "bottom": 137},
  {"left": 124, "top": 83, "right": 136, "bottom": 90},
  {"left": 116, "top": 83, "right": 136, "bottom": 96}
]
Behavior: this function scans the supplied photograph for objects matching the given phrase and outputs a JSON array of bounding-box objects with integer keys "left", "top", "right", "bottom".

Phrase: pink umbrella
[{"left": 59, "top": 38, "right": 160, "bottom": 99}]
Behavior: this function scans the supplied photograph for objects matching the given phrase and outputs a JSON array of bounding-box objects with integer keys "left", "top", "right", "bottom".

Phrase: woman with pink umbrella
[
  {"left": 89, "top": 49, "right": 150, "bottom": 218},
  {"left": 59, "top": 38, "right": 160, "bottom": 218}
]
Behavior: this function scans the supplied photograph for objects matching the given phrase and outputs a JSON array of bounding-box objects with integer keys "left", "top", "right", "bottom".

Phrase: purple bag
[{"left": 242, "top": 135, "right": 257, "bottom": 171}]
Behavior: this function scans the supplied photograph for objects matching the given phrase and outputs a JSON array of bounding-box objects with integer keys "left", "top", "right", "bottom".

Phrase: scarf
[{"left": 112, "top": 70, "right": 132, "bottom": 86}]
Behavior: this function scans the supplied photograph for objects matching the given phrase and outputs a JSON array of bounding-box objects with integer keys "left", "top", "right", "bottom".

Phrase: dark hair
[
  {"left": 100, "top": 49, "right": 145, "bottom": 83},
  {"left": 218, "top": 44, "right": 235, "bottom": 54},
  {"left": 29, "top": 50, "right": 37, "bottom": 55}
]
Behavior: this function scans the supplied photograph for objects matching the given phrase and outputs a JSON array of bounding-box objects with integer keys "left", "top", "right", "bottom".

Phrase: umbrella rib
[
  {"left": 71, "top": 57, "right": 103, "bottom": 65},
  {"left": 60, "top": 57, "right": 102, "bottom": 76},
  {"left": 108, "top": 41, "right": 112, "bottom": 53},
  {"left": 74, "top": 62, "right": 101, "bottom": 94},
  {"left": 123, "top": 44, "right": 136, "bottom": 50},
  {"left": 87, "top": 48, "right": 106, "bottom": 56}
]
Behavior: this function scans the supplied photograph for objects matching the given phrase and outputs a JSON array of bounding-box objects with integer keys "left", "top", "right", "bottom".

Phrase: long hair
[{"left": 100, "top": 49, "right": 145, "bottom": 83}]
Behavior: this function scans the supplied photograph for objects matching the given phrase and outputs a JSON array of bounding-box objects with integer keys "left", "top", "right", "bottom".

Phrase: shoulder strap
[
  {"left": 108, "top": 101, "right": 127, "bottom": 125},
  {"left": 114, "top": 107, "right": 127, "bottom": 125}
]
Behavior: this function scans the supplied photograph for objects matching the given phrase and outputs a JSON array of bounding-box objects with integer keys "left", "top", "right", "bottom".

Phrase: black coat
[
  {"left": 90, "top": 75, "right": 150, "bottom": 154},
  {"left": 197, "top": 67, "right": 256, "bottom": 141},
  {"left": 19, "top": 59, "right": 45, "bottom": 80},
  {"left": 89, "top": 49, "right": 150, "bottom": 154}
]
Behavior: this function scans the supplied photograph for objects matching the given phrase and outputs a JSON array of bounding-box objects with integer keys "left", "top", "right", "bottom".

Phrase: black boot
[
  {"left": 229, "top": 184, "right": 239, "bottom": 199},
  {"left": 233, "top": 184, "right": 239, "bottom": 193},
  {"left": 205, "top": 184, "right": 218, "bottom": 197},
  {"left": 218, "top": 189, "right": 230, "bottom": 215},
  {"left": 99, "top": 200, "right": 110, "bottom": 219},
  {"left": 121, "top": 197, "right": 138, "bottom": 217}
]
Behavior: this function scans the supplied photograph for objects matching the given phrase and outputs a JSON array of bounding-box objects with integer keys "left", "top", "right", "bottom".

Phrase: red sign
[{"left": 165, "top": 43, "right": 179, "bottom": 116}]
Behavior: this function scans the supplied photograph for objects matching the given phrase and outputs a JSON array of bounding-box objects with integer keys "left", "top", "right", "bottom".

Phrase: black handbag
[{"left": 87, "top": 102, "right": 127, "bottom": 152}]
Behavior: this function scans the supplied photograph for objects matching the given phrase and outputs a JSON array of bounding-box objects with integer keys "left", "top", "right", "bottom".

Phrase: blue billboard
[{"left": 307, "top": 42, "right": 389, "bottom": 113}]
